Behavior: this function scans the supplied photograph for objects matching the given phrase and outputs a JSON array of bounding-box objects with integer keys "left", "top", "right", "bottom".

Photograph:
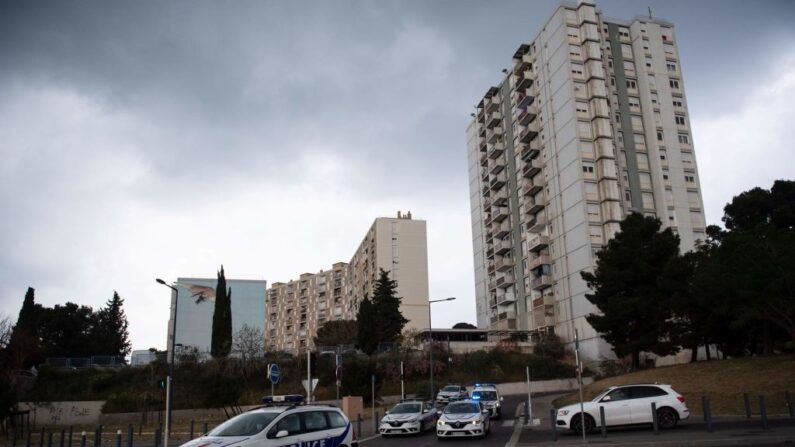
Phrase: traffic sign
[
  {"left": 268, "top": 364, "right": 281, "bottom": 385},
  {"left": 302, "top": 378, "right": 319, "bottom": 395}
]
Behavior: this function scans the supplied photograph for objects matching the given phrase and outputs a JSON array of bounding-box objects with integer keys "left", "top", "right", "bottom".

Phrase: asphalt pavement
[{"left": 360, "top": 394, "right": 527, "bottom": 447}]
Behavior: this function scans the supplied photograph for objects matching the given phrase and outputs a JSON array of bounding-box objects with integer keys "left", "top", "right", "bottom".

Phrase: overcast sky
[{"left": 1, "top": 0, "right": 794, "bottom": 352}]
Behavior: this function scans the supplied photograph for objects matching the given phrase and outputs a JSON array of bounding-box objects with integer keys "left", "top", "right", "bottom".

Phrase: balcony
[
  {"left": 531, "top": 275, "right": 553, "bottom": 290},
  {"left": 481, "top": 184, "right": 489, "bottom": 198},
  {"left": 492, "top": 205, "right": 509, "bottom": 222},
  {"left": 494, "top": 238, "right": 512, "bottom": 255},
  {"left": 533, "top": 307, "right": 555, "bottom": 329},
  {"left": 529, "top": 253, "right": 551, "bottom": 270},
  {"left": 522, "top": 182, "right": 539, "bottom": 196},
  {"left": 492, "top": 187, "right": 508, "bottom": 206},
  {"left": 528, "top": 214, "right": 548, "bottom": 233},
  {"left": 520, "top": 143, "right": 540, "bottom": 161},
  {"left": 489, "top": 171, "right": 507, "bottom": 191},
  {"left": 518, "top": 120, "right": 540, "bottom": 143},
  {"left": 488, "top": 127, "right": 503, "bottom": 144},
  {"left": 526, "top": 195, "right": 545, "bottom": 214},
  {"left": 527, "top": 234, "right": 549, "bottom": 252},
  {"left": 516, "top": 104, "right": 538, "bottom": 126},
  {"left": 496, "top": 290, "right": 517, "bottom": 305},
  {"left": 486, "top": 111, "right": 502, "bottom": 129},
  {"left": 488, "top": 141, "right": 505, "bottom": 159},
  {"left": 485, "top": 97, "right": 500, "bottom": 113},
  {"left": 483, "top": 212, "right": 494, "bottom": 227},
  {"left": 489, "top": 158, "right": 505, "bottom": 175},
  {"left": 522, "top": 159, "right": 542, "bottom": 178},
  {"left": 480, "top": 167, "right": 489, "bottom": 182},
  {"left": 492, "top": 219, "right": 511, "bottom": 238},
  {"left": 495, "top": 256, "right": 513, "bottom": 272},
  {"left": 513, "top": 59, "right": 530, "bottom": 75},
  {"left": 495, "top": 272, "right": 515, "bottom": 289},
  {"left": 515, "top": 71, "right": 533, "bottom": 91}
]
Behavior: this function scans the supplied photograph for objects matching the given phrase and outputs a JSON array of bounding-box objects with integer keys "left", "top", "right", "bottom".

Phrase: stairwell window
[{"left": 670, "top": 79, "right": 680, "bottom": 89}]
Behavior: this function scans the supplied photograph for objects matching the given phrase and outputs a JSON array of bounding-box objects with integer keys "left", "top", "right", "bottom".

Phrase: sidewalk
[
  {"left": 517, "top": 417, "right": 795, "bottom": 446},
  {"left": 515, "top": 391, "right": 795, "bottom": 446}
]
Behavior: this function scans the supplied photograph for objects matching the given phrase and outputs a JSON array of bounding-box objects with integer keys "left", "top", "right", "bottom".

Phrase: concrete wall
[
  {"left": 19, "top": 401, "right": 105, "bottom": 426},
  {"left": 496, "top": 377, "right": 594, "bottom": 396}
]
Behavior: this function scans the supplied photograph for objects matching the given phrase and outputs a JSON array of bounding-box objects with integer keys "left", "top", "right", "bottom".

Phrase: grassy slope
[{"left": 553, "top": 356, "right": 795, "bottom": 416}]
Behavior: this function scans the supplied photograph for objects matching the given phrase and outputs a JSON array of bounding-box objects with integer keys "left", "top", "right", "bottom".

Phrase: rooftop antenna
[{"left": 648, "top": 6, "right": 653, "bottom": 19}]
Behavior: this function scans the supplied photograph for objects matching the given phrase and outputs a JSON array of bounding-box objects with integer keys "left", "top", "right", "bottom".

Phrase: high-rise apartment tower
[{"left": 466, "top": 0, "right": 706, "bottom": 362}]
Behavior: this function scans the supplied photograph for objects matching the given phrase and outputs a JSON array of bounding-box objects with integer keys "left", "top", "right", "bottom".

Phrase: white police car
[
  {"left": 378, "top": 400, "right": 436, "bottom": 436},
  {"left": 470, "top": 383, "right": 504, "bottom": 419},
  {"left": 179, "top": 395, "right": 357, "bottom": 447},
  {"left": 436, "top": 399, "right": 491, "bottom": 439}
]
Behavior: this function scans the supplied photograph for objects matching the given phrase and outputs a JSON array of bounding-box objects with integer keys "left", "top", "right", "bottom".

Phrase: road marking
[
  {"left": 357, "top": 433, "right": 381, "bottom": 443},
  {"left": 502, "top": 419, "right": 515, "bottom": 427},
  {"left": 505, "top": 403, "right": 524, "bottom": 447}
]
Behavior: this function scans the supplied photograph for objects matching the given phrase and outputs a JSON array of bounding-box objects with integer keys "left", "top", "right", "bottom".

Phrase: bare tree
[
  {"left": 232, "top": 324, "right": 265, "bottom": 366},
  {"left": 0, "top": 315, "right": 11, "bottom": 350}
]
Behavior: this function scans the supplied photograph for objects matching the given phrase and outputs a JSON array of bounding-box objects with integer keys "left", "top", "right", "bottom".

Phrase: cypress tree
[
  {"left": 8, "top": 287, "right": 43, "bottom": 368},
  {"left": 212, "top": 266, "right": 233, "bottom": 358},
  {"left": 356, "top": 296, "right": 378, "bottom": 355}
]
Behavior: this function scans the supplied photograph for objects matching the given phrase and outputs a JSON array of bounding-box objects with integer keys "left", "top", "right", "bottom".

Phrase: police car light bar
[{"left": 262, "top": 394, "right": 304, "bottom": 404}]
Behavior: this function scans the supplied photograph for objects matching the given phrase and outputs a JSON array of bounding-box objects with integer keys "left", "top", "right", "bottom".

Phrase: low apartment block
[
  {"left": 467, "top": 0, "right": 706, "bottom": 363},
  {"left": 266, "top": 212, "right": 430, "bottom": 353}
]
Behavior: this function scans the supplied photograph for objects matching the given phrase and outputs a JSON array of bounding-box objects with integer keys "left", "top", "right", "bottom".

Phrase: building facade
[
  {"left": 266, "top": 212, "right": 430, "bottom": 353},
  {"left": 166, "top": 277, "right": 267, "bottom": 360},
  {"left": 467, "top": 0, "right": 706, "bottom": 363}
]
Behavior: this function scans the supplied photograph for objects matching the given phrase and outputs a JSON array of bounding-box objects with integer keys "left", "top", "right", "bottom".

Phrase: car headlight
[
  {"left": 558, "top": 410, "right": 570, "bottom": 416},
  {"left": 437, "top": 420, "right": 444, "bottom": 427}
]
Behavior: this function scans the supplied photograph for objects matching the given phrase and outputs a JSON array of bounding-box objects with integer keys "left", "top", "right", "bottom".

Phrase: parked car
[
  {"left": 179, "top": 395, "right": 357, "bottom": 447},
  {"left": 436, "top": 399, "right": 491, "bottom": 439},
  {"left": 435, "top": 384, "right": 468, "bottom": 404},
  {"left": 378, "top": 400, "right": 436, "bottom": 436},
  {"left": 470, "top": 384, "right": 504, "bottom": 419},
  {"left": 556, "top": 384, "right": 690, "bottom": 433}
]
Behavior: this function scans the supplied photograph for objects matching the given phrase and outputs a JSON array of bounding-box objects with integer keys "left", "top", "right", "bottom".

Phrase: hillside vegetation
[{"left": 554, "top": 356, "right": 795, "bottom": 416}]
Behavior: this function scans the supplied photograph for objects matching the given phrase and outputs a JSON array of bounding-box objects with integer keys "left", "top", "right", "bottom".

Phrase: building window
[
  {"left": 576, "top": 101, "right": 589, "bottom": 114},
  {"left": 669, "top": 79, "right": 680, "bottom": 89},
  {"left": 569, "top": 44, "right": 581, "bottom": 56},
  {"left": 685, "top": 175, "right": 695, "bottom": 183},
  {"left": 645, "top": 57, "right": 653, "bottom": 68},
  {"left": 626, "top": 79, "right": 637, "bottom": 89},
  {"left": 663, "top": 169, "right": 670, "bottom": 181},
  {"left": 657, "top": 131, "right": 664, "bottom": 141},
  {"left": 673, "top": 99, "right": 683, "bottom": 107},
  {"left": 582, "top": 163, "right": 595, "bottom": 174},
  {"left": 675, "top": 115, "right": 686, "bottom": 125},
  {"left": 650, "top": 92, "right": 659, "bottom": 104},
  {"left": 678, "top": 133, "right": 690, "bottom": 144},
  {"left": 666, "top": 62, "right": 677, "bottom": 72},
  {"left": 660, "top": 149, "right": 667, "bottom": 160}
]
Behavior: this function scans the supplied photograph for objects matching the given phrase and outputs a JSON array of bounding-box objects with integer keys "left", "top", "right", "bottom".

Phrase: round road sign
[{"left": 269, "top": 364, "right": 281, "bottom": 385}]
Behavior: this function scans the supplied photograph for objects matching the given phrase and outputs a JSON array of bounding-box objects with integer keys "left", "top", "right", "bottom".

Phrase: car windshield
[
  {"left": 445, "top": 403, "right": 479, "bottom": 414},
  {"left": 472, "top": 391, "right": 497, "bottom": 400},
  {"left": 208, "top": 412, "right": 278, "bottom": 436},
  {"left": 442, "top": 386, "right": 460, "bottom": 392},
  {"left": 390, "top": 403, "right": 421, "bottom": 414},
  {"left": 591, "top": 387, "right": 615, "bottom": 402}
]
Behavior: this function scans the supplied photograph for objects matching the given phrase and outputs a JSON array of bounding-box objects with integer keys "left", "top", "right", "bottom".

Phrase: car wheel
[
  {"left": 570, "top": 413, "right": 595, "bottom": 434},
  {"left": 657, "top": 407, "right": 679, "bottom": 429}
]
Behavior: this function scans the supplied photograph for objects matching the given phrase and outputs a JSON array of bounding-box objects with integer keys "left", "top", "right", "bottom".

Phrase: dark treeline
[{"left": 583, "top": 180, "right": 795, "bottom": 369}]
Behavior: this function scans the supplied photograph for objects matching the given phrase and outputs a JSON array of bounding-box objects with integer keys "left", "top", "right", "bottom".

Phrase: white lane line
[{"left": 505, "top": 403, "right": 524, "bottom": 447}]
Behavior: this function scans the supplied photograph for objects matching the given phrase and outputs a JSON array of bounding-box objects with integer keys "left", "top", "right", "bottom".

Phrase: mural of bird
[{"left": 180, "top": 283, "right": 216, "bottom": 304}]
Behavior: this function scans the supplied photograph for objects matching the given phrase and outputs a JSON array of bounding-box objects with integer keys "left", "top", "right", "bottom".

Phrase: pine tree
[
  {"left": 581, "top": 213, "right": 681, "bottom": 370},
  {"left": 356, "top": 296, "right": 378, "bottom": 355},
  {"left": 95, "top": 291, "right": 131, "bottom": 358},
  {"left": 211, "top": 265, "right": 233, "bottom": 359},
  {"left": 371, "top": 269, "right": 408, "bottom": 347}
]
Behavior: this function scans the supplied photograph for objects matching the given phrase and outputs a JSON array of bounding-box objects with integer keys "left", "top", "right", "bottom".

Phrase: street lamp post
[
  {"left": 156, "top": 278, "right": 179, "bottom": 447},
  {"left": 428, "top": 297, "right": 455, "bottom": 403}
]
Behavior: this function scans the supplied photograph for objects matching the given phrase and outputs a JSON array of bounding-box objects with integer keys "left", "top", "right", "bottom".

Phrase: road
[{"left": 360, "top": 394, "right": 526, "bottom": 447}]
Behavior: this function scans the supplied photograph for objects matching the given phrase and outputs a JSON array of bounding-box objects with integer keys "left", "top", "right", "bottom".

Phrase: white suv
[
  {"left": 556, "top": 384, "right": 689, "bottom": 433},
  {"left": 180, "top": 395, "right": 357, "bottom": 447}
]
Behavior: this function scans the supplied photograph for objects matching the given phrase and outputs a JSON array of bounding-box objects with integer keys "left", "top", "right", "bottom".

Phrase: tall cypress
[
  {"left": 211, "top": 266, "right": 233, "bottom": 358},
  {"left": 8, "top": 287, "right": 43, "bottom": 368},
  {"left": 356, "top": 296, "right": 378, "bottom": 355}
]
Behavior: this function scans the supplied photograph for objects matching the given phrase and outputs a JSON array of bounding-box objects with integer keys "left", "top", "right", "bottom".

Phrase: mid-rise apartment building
[
  {"left": 467, "top": 0, "right": 706, "bottom": 362},
  {"left": 267, "top": 213, "right": 430, "bottom": 353}
]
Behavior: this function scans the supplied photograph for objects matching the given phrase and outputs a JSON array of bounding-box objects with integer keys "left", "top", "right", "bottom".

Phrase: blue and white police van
[{"left": 179, "top": 395, "right": 357, "bottom": 447}]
